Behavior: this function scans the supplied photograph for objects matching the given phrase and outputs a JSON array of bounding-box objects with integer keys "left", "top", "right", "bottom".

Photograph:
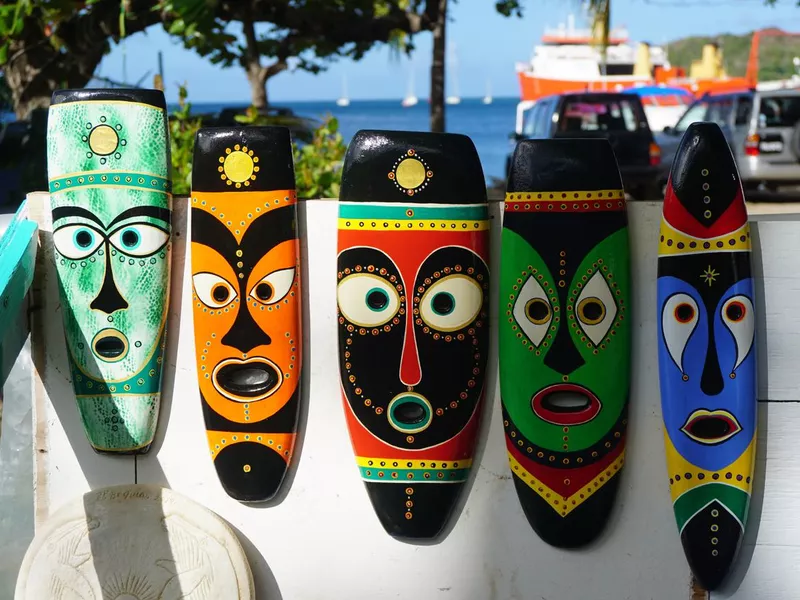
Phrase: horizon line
[{"left": 169, "top": 95, "right": 520, "bottom": 105}]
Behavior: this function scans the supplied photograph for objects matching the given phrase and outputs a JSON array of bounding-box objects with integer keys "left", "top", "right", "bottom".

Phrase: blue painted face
[{"left": 658, "top": 272, "right": 756, "bottom": 472}]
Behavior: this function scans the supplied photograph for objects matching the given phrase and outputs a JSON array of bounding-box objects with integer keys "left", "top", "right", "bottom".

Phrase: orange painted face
[{"left": 191, "top": 191, "right": 301, "bottom": 424}]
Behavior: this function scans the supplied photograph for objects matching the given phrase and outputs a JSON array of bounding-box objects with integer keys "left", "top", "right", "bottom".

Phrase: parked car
[
  {"left": 656, "top": 88, "right": 800, "bottom": 193},
  {"left": 508, "top": 92, "right": 662, "bottom": 199}
]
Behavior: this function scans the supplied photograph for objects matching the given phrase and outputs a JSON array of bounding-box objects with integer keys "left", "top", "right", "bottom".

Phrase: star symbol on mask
[{"left": 700, "top": 265, "right": 719, "bottom": 287}]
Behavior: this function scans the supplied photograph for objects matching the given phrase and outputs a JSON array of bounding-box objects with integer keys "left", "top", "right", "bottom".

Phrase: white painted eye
[
  {"left": 575, "top": 270, "right": 617, "bottom": 346},
  {"left": 662, "top": 293, "right": 699, "bottom": 373},
  {"left": 108, "top": 222, "right": 169, "bottom": 257},
  {"left": 249, "top": 267, "right": 295, "bottom": 305},
  {"left": 513, "top": 275, "right": 553, "bottom": 347},
  {"left": 52, "top": 224, "right": 105, "bottom": 259},
  {"left": 193, "top": 272, "right": 238, "bottom": 309},
  {"left": 337, "top": 273, "right": 400, "bottom": 327},
  {"left": 721, "top": 295, "right": 754, "bottom": 371},
  {"left": 419, "top": 274, "right": 482, "bottom": 332}
]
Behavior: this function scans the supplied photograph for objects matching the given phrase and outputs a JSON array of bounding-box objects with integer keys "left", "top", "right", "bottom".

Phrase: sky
[{"left": 96, "top": 0, "right": 800, "bottom": 104}]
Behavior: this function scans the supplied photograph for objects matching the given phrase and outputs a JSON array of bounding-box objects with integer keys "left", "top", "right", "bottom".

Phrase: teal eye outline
[
  {"left": 337, "top": 273, "right": 400, "bottom": 328},
  {"left": 72, "top": 227, "right": 96, "bottom": 250},
  {"left": 53, "top": 223, "right": 105, "bottom": 260},
  {"left": 365, "top": 287, "right": 391, "bottom": 312},
  {"left": 107, "top": 221, "right": 169, "bottom": 258},
  {"left": 116, "top": 226, "right": 142, "bottom": 251},
  {"left": 430, "top": 291, "right": 455, "bottom": 316}
]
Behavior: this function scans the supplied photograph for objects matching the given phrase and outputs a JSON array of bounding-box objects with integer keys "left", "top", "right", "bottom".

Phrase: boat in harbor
[
  {"left": 446, "top": 42, "right": 461, "bottom": 105},
  {"left": 513, "top": 15, "right": 799, "bottom": 134},
  {"left": 515, "top": 14, "right": 676, "bottom": 102},
  {"left": 483, "top": 80, "right": 493, "bottom": 105},
  {"left": 401, "top": 62, "right": 419, "bottom": 107},
  {"left": 336, "top": 75, "right": 350, "bottom": 107}
]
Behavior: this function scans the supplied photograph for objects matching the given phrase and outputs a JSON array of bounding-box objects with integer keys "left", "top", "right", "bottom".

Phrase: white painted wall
[{"left": 21, "top": 193, "right": 800, "bottom": 600}]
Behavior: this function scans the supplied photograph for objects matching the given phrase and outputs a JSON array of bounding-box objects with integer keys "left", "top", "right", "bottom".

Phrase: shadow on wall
[
  {"left": 15, "top": 484, "right": 258, "bottom": 598},
  {"left": 713, "top": 220, "right": 770, "bottom": 595},
  {"left": 0, "top": 331, "right": 35, "bottom": 599}
]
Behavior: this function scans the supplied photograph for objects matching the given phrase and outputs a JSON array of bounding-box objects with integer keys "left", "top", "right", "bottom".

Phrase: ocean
[{"left": 184, "top": 97, "right": 520, "bottom": 184}]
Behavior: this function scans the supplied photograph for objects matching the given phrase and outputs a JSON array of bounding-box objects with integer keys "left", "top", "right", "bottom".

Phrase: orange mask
[{"left": 191, "top": 128, "right": 301, "bottom": 502}]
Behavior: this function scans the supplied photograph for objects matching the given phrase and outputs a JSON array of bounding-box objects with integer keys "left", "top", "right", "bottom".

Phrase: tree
[
  {"left": 162, "top": 0, "right": 445, "bottom": 110},
  {"left": 0, "top": 0, "right": 161, "bottom": 119},
  {"left": 429, "top": 0, "right": 447, "bottom": 132},
  {"left": 0, "top": 0, "right": 443, "bottom": 117},
  {"left": 426, "top": 1, "right": 529, "bottom": 133}
]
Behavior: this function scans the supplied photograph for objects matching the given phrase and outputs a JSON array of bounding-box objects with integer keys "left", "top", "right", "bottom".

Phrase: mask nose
[
  {"left": 89, "top": 249, "right": 129, "bottom": 314},
  {"left": 700, "top": 326, "right": 724, "bottom": 396},
  {"left": 399, "top": 313, "right": 422, "bottom": 386},
  {"left": 221, "top": 304, "right": 271, "bottom": 353},
  {"left": 543, "top": 323, "right": 585, "bottom": 376}
]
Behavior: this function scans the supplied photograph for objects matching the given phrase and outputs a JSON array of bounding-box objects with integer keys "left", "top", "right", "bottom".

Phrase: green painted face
[
  {"left": 47, "top": 94, "right": 171, "bottom": 451},
  {"left": 499, "top": 226, "right": 630, "bottom": 451},
  {"left": 51, "top": 192, "right": 170, "bottom": 381}
]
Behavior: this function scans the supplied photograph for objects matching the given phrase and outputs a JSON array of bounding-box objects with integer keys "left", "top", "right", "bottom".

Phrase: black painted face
[{"left": 337, "top": 245, "right": 489, "bottom": 448}]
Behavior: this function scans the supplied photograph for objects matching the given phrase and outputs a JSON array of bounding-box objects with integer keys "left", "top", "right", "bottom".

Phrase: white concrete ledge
[{"left": 15, "top": 192, "right": 800, "bottom": 599}]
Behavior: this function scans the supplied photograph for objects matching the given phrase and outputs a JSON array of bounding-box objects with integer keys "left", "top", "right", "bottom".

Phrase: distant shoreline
[{"left": 176, "top": 96, "right": 519, "bottom": 107}]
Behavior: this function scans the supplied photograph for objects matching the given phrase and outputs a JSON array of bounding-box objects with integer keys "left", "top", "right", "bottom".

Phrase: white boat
[
  {"left": 483, "top": 80, "right": 493, "bottom": 104},
  {"left": 402, "top": 66, "right": 418, "bottom": 107},
  {"left": 514, "top": 13, "right": 670, "bottom": 102},
  {"left": 336, "top": 75, "right": 350, "bottom": 107},
  {"left": 446, "top": 42, "right": 461, "bottom": 105}
]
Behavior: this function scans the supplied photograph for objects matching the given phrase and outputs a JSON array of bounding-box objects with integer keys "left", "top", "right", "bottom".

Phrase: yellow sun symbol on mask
[
  {"left": 218, "top": 144, "right": 260, "bottom": 188},
  {"left": 388, "top": 149, "right": 433, "bottom": 196}
]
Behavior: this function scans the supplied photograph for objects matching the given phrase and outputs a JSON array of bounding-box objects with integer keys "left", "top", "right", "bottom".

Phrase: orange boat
[
  {"left": 516, "top": 18, "right": 796, "bottom": 104},
  {"left": 515, "top": 15, "right": 682, "bottom": 102}
]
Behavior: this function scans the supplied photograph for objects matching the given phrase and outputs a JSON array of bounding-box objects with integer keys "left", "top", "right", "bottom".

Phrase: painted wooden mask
[
  {"left": 657, "top": 122, "right": 756, "bottom": 590},
  {"left": 337, "top": 130, "right": 490, "bottom": 539},
  {"left": 191, "top": 127, "right": 301, "bottom": 502},
  {"left": 46, "top": 89, "right": 171, "bottom": 453},
  {"left": 500, "top": 139, "right": 631, "bottom": 547}
]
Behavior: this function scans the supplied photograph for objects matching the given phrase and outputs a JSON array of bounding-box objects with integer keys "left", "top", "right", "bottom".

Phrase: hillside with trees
[{"left": 665, "top": 29, "right": 800, "bottom": 82}]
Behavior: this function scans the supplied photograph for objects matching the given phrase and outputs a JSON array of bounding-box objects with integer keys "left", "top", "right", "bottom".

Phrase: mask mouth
[
  {"left": 212, "top": 358, "right": 281, "bottom": 402},
  {"left": 531, "top": 384, "right": 602, "bottom": 426},
  {"left": 387, "top": 393, "right": 433, "bottom": 434},
  {"left": 681, "top": 409, "right": 742, "bottom": 445},
  {"left": 91, "top": 328, "right": 129, "bottom": 362}
]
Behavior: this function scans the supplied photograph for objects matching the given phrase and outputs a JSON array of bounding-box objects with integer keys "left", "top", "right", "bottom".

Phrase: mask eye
[
  {"left": 419, "top": 274, "right": 483, "bottom": 332},
  {"left": 108, "top": 223, "right": 169, "bottom": 257},
  {"left": 337, "top": 273, "right": 401, "bottom": 328},
  {"left": 721, "top": 295, "right": 754, "bottom": 371},
  {"left": 53, "top": 224, "right": 105, "bottom": 259},
  {"left": 662, "top": 292, "right": 699, "bottom": 374},
  {"left": 193, "top": 272, "right": 238, "bottom": 309},
  {"left": 513, "top": 275, "right": 553, "bottom": 347},
  {"left": 575, "top": 270, "right": 617, "bottom": 346},
  {"left": 249, "top": 267, "right": 296, "bottom": 305}
]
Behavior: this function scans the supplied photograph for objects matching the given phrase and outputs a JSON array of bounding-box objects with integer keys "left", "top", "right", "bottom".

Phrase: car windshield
[
  {"left": 558, "top": 98, "right": 645, "bottom": 132},
  {"left": 758, "top": 95, "right": 800, "bottom": 128},
  {"left": 673, "top": 101, "right": 709, "bottom": 133}
]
